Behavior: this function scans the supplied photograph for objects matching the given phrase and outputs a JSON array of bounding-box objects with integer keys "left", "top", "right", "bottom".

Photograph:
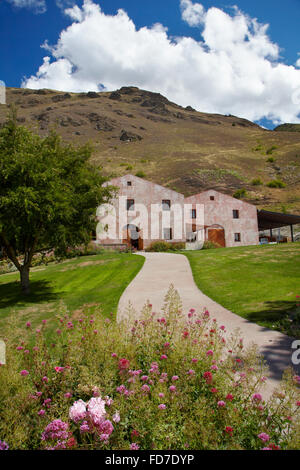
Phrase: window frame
[
  {"left": 127, "top": 199, "right": 135, "bottom": 211},
  {"left": 233, "top": 209, "right": 240, "bottom": 219},
  {"left": 162, "top": 199, "right": 171, "bottom": 211},
  {"left": 234, "top": 233, "right": 241, "bottom": 242},
  {"left": 163, "top": 227, "right": 173, "bottom": 240}
]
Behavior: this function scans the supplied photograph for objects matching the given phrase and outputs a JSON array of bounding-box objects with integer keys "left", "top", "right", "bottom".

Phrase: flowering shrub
[{"left": 0, "top": 285, "right": 299, "bottom": 450}]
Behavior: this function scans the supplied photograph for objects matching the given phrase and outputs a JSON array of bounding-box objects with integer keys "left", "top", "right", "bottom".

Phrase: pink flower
[
  {"left": 54, "top": 366, "right": 64, "bottom": 373},
  {"left": 141, "top": 384, "right": 150, "bottom": 393},
  {"left": 163, "top": 342, "right": 170, "bottom": 348},
  {"left": 160, "top": 354, "right": 167, "bottom": 360},
  {"left": 203, "top": 371, "right": 213, "bottom": 384},
  {"left": 64, "top": 392, "right": 72, "bottom": 399},
  {"left": 42, "top": 376, "right": 48, "bottom": 383},
  {"left": 16, "top": 346, "right": 23, "bottom": 351},
  {"left": 113, "top": 411, "right": 120, "bottom": 423},
  {"left": 171, "top": 375, "right": 179, "bottom": 381},
  {"left": 87, "top": 397, "right": 107, "bottom": 426},
  {"left": 206, "top": 350, "right": 214, "bottom": 356},
  {"left": 69, "top": 399, "right": 87, "bottom": 422},
  {"left": 158, "top": 393, "right": 165, "bottom": 398},
  {"left": 141, "top": 375, "right": 149, "bottom": 382},
  {"left": 252, "top": 393, "right": 263, "bottom": 402},
  {"left": 169, "top": 385, "right": 176, "bottom": 393},
  {"left": 211, "top": 388, "right": 218, "bottom": 394},
  {"left": 38, "top": 409, "right": 45, "bottom": 416},
  {"left": 220, "top": 325, "right": 226, "bottom": 331},
  {"left": 80, "top": 421, "right": 90, "bottom": 434},
  {"left": 258, "top": 433, "right": 270, "bottom": 443},
  {"left": 211, "top": 365, "right": 218, "bottom": 371},
  {"left": 217, "top": 401, "right": 226, "bottom": 408},
  {"left": 20, "top": 370, "right": 29, "bottom": 376},
  {"left": 297, "top": 401, "right": 300, "bottom": 407},
  {"left": 26, "top": 322, "right": 31, "bottom": 328},
  {"left": 158, "top": 404, "right": 166, "bottom": 410},
  {"left": 130, "top": 443, "right": 140, "bottom": 450},
  {"left": 191, "top": 358, "right": 198, "bottom": 363},
  {"left": 111, "top": 353, "right": 117, "bottom": 358},
  {"left": 187, "top": 369, "right": 195, "bottom": 375}
]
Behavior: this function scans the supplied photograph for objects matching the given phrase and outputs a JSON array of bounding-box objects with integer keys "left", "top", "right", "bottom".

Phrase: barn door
[{"left": 207, "top": 228, "right": 225, "bottom": 247}]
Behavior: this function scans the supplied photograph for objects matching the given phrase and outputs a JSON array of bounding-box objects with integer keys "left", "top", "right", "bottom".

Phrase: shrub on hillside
[
  {"left": 233, "top": 188, "right": 247, "bottom": 199},
  {"left": 267, "top": 180, "right": 286, "bottom": 188},
  {"left": 0, "top": 286, "right": 299, "bottom": 450},
  {"left": 251, "top": 178, "right": 263, "bottom": 186}
]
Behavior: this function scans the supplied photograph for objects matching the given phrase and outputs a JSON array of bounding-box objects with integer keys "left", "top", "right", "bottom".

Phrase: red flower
[
  {"left": 131, "top": 429, "right": 139, "bottom": 439},
  {"left": 203, "top": 371, "right": 213, "bottom": 385},
  {"left": 226, "top": 394, "right": 234, "bottom": 402},
  {"left": 211, "top": 388, "right": 218, "bottom": 393},
  {"left": 67, "top": 436, "right": 77, "bottom": 448},
  {"left": 118, "top": 358, "right": 130, "bottom": 371},
  {"left": 225, "top": 426, "right": 233, "bottom": 436}
]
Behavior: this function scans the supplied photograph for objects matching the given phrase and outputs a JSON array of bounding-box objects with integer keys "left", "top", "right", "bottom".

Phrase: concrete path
[{"left": 118, "top": 252, "right": 299, "bottom": 396}]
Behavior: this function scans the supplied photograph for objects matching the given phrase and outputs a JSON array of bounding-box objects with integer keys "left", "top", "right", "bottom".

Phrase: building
[
  {"left": 185, "top": 189, "right": 259, "bottom": 248},
  {"left": 97, "top": 174, "right": 185, "bottom": 250},
  {"left": 95, "top": 174, "right": 260, "bottom": 249}
]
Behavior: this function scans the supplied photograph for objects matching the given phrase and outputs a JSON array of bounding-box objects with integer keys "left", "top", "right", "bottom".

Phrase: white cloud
[
  {"left": 56, "top": 0, "right": 77, "bottom": 11},
  {"left": 22, "top": 0, "right": 300, "bottom": 124},
  {"left": 180, "top": 0, "right": 205, "bottom": 27},
  {"left": 6, "top": 0, "right": 46, "bottom": 14}
]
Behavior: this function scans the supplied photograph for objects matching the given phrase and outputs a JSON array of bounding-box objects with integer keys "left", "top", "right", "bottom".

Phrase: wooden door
[{"left": 207, "top": 228, "right": 225, "bottom": 247}]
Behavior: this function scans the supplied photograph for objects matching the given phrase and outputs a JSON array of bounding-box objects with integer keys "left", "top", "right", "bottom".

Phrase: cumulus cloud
[
  {"left": 6, "top": 0, "right": 47, "bottom": 14},
  {"left": 22, "top": 0, "right": 300, "bottom": 124},
  {"left": 180, "top": 0, "right": 205, "bottom": 27}
]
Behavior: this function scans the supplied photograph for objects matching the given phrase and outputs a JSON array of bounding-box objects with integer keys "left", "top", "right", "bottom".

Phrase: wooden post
[
  {"left": 291, "top": 225, "right": 294, "bottom": 243},
  {"left": 270, "top": 228, "right": 273, "bottom": 241}
]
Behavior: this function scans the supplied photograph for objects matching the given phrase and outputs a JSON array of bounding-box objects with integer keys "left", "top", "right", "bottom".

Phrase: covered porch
[{"left": 257, "top": 210, "right": 300, "bottom": 243}]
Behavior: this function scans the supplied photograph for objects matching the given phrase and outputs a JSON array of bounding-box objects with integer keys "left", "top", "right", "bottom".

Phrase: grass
[
  {"left": 184, "top": 243, "right": 300, "bottom": 331},
  {"left": 0, "top": 252, "right": 144, "bottom": 335}
]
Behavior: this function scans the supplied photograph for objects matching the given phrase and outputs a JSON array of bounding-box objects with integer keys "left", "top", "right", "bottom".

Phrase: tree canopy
[{"left": 0, "top": 110, "right": 114, "bottom": 293}]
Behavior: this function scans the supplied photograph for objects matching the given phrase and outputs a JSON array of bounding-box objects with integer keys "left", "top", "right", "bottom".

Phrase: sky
[{"left": 0, "top": 0, "right": 299, "bottom": 128}]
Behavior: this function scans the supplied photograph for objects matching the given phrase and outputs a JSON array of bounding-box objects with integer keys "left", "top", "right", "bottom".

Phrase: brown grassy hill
[{"left": 1, "top": 86, "right": 300, "bottom": 213}]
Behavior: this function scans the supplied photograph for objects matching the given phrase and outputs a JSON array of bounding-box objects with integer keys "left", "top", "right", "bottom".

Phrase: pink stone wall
[
  {"left": 98, "top": 174, "right": 185, "bottom": 248},
  {"left": 185, "top": 190, "right": 259, "bottom": 247}
]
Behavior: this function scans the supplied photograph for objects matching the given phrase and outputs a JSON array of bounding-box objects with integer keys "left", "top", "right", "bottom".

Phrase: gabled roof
[{"left": 108, "top": 174, "right": 184, "bottom": 197}]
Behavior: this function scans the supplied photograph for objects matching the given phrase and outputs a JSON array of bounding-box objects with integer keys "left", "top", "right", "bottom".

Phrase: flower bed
[{"left": 0, "top": 286, "right": 299, "bottom": 450}]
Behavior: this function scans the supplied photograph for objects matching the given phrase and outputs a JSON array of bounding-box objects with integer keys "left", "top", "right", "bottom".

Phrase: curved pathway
[{"left": 118, "top": 252, "right": 299, "bottom": 396}]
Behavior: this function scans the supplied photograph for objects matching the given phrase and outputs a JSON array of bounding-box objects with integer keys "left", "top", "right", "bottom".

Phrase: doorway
[
  {"left": 122, "top": 224, "right": 143, "bottom": 250},
  {"left": 207, "top": 225, "right": 226, "bottom": 247}
]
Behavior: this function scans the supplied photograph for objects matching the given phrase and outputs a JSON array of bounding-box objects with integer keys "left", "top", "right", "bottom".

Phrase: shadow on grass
[
  {"left": 246, "top": 300, "right": 296, "bottom": 324},
  {"left": 0, "top": 280, "right": 59, "bottom": 309},
  {"left": 246, "top": 300, "right": 300, "bottom": 383}
]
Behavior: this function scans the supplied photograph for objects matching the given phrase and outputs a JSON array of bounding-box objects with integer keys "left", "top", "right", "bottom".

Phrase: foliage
[
  {"left": 251, "top": 178, "right": 263, "bottom": 186},
  {"left": 135, "top": 171, "right": 146, "bottom": 178},
  {"left": 266, "top": 146, "right": 278, "bottom": 155},
  {"left": 202, "top": 241, "right": 221, "bottom": 250},
  {"left": 0, "top": 110, "right": 115, "bottom": 293},
  {"left": 233, "top": 188, "right": 247, "bottom": 199},
  {"left": 145, "top": 241, "right": 185, "bottom": 252},
  {"left": 0, "top": 286, "right": 299, "bottom": 450},
  {"left": 267, "top": 180, "right": 286, "bottom": 188}
]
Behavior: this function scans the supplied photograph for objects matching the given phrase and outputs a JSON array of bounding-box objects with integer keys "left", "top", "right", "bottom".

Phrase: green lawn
[
  {"left": 184, "top": 243, "right": 300, "bottom": 331},
  {"left": 0, "top": 252, "right": 144, "bottom": 334}
]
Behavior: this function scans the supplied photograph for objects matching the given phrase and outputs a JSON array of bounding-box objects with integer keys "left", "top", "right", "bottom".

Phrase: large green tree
[{"left": 0, "top": 111, "right": 114, "bottom": 294}]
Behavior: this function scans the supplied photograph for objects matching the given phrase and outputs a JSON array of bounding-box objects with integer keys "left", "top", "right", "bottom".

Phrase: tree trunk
[{"left": 20, "top": 266, "right": 30, "bottom": 295}]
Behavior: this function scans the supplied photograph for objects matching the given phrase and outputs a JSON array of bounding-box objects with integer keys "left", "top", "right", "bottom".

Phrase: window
[
  {"left": 127, "top": 181, "right": 132, "bottom": 187},
  {"left": 234, "top": 233, "right": 241, "bottom": 242},
  {"left": 191, "top": 209, "right": 197, "bottom": 219},
  {"left": 163, "top": 228, "right": 172, "bottom": 240},
  {"left": 127, "top": 199, "right": 135, "bottom": 211},
  {"left": 91, "top": 229, "right": 97, "bottom": 241},
  {"left": 233, "top": 210, "right": 239, "bottom": 219},
  {"left": 162, "top": 200, "right": 171, "bottom": 211},
  {"left": 210, "top": 196, "right": 215, "bottom": 201}
]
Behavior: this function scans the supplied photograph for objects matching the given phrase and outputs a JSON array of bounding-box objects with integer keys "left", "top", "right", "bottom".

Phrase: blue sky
[{"left": 0, "top": 0, "right": 299, "bottom": 127}]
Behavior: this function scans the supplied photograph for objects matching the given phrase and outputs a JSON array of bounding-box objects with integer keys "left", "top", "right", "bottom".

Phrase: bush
[
  {"left": 135, "top": 171, "right": 146, "bottom": 178},
  {"left": 251, "top": 178, "right": 263, "bottom": 186},
  {"left": 202, "top": 241, "right": 221, "bottom": 250},
  {"left": 145, "top": 241, "right": 185, "bottom": 252},
  {"left": 267, "top": 180, "right": 286, "bottom": 188},
  {"left": 0, "top": 286, "right": 299, "bottom": 450},
  {"left": 233, "top": 188, "right": 247, "bottom": 199},
  {"left": 266, "top": 146, "right": 277, "bottom": 155},
  {"left": 266, "top": 157, "right": 275, "bottom": 163}
]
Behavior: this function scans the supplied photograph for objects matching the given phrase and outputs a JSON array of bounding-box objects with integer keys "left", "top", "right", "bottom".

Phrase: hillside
[{"left": 1, "top": 86, "right": 300, "bottom": 213}]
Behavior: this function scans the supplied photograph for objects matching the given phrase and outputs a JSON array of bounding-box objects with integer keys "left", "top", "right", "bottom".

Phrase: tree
[{"left": 0, "top": 110, "right": 115, "bottom": 294}]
